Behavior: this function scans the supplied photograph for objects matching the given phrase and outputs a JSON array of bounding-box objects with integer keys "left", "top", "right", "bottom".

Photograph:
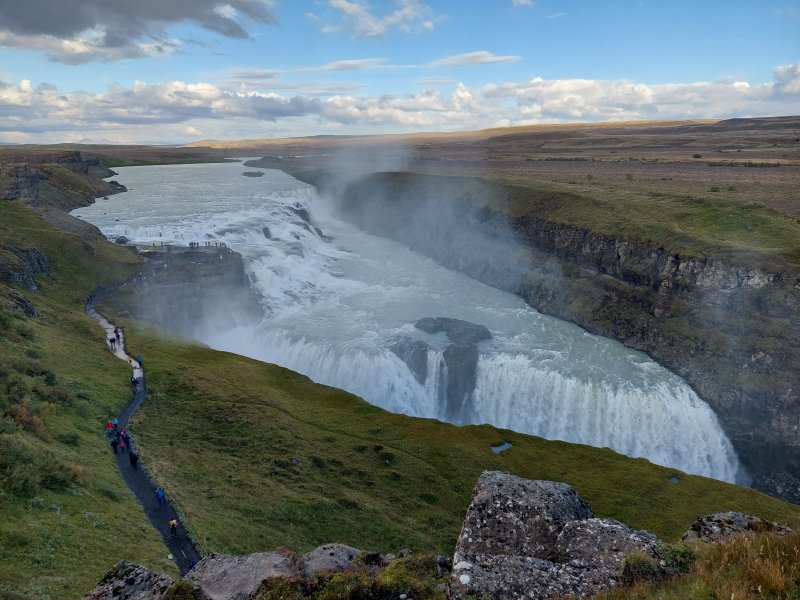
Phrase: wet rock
[
  {"left": 414, "top": 316, "right": 491, "bottom": 345},
  {"left": 82, "top": 560, "right": 174, "bottom": 600},
  {"left": 450, "top": 471, "right": 660, "bottom": 599},
  {"left": 242, "top": 171, "right": 265, "bottom": 177},
  {"left": 388, "top": 337, "right": 429, "bottom": 384},
  {"left": 682, "top": 512, "right": 792, "bottom": 543},
  {"left": 115, "top": 236, "right": 130, "bottom": 245},
  {"left": 186, "top": 551, "right": 298, "bottom": 600},
  {"left": 752, "top": 471, "right": 800, "bottom": 504},
  {"left": 301, "top": 543, "right": 361, "bottom": 578}
]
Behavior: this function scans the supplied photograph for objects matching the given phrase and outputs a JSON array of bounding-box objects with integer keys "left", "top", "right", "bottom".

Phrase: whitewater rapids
[{"left": 72, "top": 161, "right": 742, "bottom": 482}]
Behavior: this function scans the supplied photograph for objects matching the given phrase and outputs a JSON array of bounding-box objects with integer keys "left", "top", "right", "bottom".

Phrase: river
[{"left": 71, "top": 160, "right": 742, "bottom": 482}]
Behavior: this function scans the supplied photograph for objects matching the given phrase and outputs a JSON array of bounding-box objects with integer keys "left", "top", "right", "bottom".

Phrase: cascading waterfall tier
[{"left": 71, "top": 161, "right": 743, "bottom": 483}]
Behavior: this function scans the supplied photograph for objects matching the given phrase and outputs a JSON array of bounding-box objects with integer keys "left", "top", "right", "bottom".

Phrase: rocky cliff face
[
  {"left": 322, "top": 172, "right": 800, "bottom": 493},
  {"left": 0, "top": 150, "right": 127, "bottom": 237}
]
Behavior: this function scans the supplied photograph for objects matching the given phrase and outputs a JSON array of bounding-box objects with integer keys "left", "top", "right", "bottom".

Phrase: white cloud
[
  {"left": 512, "top": 0, "right": 534, "bottom": 7},
  {"left": 2, "top": 63, "right": 798, "bottom": 143},
  {"left": 308, "top": 58, "right": 390, "bottom": 71},
  {"left": 326, "top": 0, "right": 439, "bottom": 37},
  {"left": 429, "top": 51, "right": 522, "bottom": 68},
  {"left": 545, "top": 12, "right": 567, "bottom": 19}
]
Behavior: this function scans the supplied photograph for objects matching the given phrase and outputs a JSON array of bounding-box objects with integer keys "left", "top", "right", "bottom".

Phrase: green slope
[
  {"left": 0, "top": 202, "right": 176, "bottom": 599},
  {"left": 1, "top": 199, "right": 798, "bottom": 599}
]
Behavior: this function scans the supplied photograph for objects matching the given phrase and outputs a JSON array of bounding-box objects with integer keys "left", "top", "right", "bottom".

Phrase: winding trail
[{"left": 86, "top": 290, "right": 202, "bottom": 575}]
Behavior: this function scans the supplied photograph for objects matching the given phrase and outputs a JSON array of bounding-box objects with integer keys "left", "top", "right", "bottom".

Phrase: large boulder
[
  {"left": 682, "top": 512, "right": 793, "bottom": 543},
  {"left": 555, "top": 518, "right": 661, "bottom": 571},
  {"left": 454, "top": 471, "right": 592, "bottom": 566},
  {"left": 185, "top": 551, "right": 298, "bottom": 600},
  {"left": 450, "top": 471, "right": 662, "bottom": 600},
  {"left": 82, "top": 560, "right": 174, "bottom": 600}
]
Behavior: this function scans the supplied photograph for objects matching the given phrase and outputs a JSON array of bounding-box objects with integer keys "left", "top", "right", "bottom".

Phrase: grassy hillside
[
  {"left": 0, "top": 202, "right": 176, "bottom": 599},
  {"left": 99, "top": 298, "right": 800, "bottom": 557},
  {"left": 2, "top": 197, "right": 799, "bottom": 598}
]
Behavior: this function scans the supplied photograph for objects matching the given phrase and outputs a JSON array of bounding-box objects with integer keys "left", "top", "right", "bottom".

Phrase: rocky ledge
[{"left": 85, "top": 471, "right": 793, "bottom": 599}]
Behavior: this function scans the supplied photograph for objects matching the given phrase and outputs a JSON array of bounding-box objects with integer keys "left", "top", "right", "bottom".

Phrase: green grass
[
  {"left": 600, "top": 531, "right": 800, "bottom": 599},
  {"left": 0, "top": 202, "right": 175, "bottom": 599},
  {"left": 339, "top": 171, "right": 800, "bottom": 270},
  {"left": 101, "top": 312, "right": 800, "bottom": 559},
  {"left": 3, "top": 199, "right": 800, "bottom": 598}
]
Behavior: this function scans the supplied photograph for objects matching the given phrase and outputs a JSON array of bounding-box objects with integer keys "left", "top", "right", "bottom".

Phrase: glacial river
[{"left": 72, "top": 161, "right": 742, "bottom": 482}]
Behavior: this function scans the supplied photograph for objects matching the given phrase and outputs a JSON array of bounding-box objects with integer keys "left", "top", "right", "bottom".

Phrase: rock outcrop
[
  {"left": 682, "top": 511, "right": 793, "bottom": 543},
  {"left": 82, "top": 560, "right": 174, "bottom": 600},
  {"left": 125, "top": 245, "right": 264, "bottom": 339},
  {"left": 449, "top": 471, "right": 662, "bottom": 600},
  {"left": 187, "top": 551, "right": 297, "bottom": 600},
  {"left": 0, "top": 244, "right": 51, "bottom": 291},
  {"left": 389, "top": 317, "right": 491, "bottom": 422}
]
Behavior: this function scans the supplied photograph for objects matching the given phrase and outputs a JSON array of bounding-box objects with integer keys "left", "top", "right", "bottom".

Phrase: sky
[{"left": 0, "top": 0, "right": 798, "bottom": 144}]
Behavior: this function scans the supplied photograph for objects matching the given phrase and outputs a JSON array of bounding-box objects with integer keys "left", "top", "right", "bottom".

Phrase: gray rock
[
  {"left": 682, "top": 512, "right": 793, "bottom": 543},
  {"left": 301, "top": 543, "right": 362, "bottom": 578},
  {"left": 450, "top": 472, "right": 661, "bottom": 600},
  {"left": 82, "top": 560, "right": 174, "bottom": 600},
  {"left": 454, "top": 471, "right": 592, "bottom": 566},
  {"left": 555, "top": 518, "right": 661, "bottom": 571},
  {"left": 115, "top": 236, "right": 130, "bottom": 245},
  {"left": 451, "top": 555, "right": 616, "bottom": 600},
  {"left": 414, "top": 317, "right": 491, "bottom": 345},
  {"left": 186, "top": 551, "right": 298, "bottom": 600}
]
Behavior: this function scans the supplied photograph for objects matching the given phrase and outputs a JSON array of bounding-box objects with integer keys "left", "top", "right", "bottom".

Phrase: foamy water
[{"left": 72, "top": 161, "right": 743, "bottom": 482}]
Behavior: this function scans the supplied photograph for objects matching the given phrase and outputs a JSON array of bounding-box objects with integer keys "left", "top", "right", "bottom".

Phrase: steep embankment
[
  {"left": 293, "top": 170, "right": 800, "bottom": 493},
  {"left": 0, "top": 202, "right": 176, "bottom": 599}
]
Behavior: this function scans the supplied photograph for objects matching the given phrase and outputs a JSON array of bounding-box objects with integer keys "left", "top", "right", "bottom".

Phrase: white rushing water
[{"left": 72, "top": 161, "right": 742, "bottom": 482}]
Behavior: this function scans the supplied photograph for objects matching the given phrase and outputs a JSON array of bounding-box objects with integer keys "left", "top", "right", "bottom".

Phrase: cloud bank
[
  {"left": 1, "top": 64, "right": 798, "bottom": 143},
  {"left": 0, "top": 0, "right": 277, "bottom": 63}
]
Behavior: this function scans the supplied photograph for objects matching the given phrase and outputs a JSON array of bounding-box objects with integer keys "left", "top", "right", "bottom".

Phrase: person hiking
[
  {"left": 129, "top": 451, "right": 139, "bottom": 470},
  {"left": 156, "top": 487, "right": 165, "bottom": 506},
  {"left": 114, "top": 326, "right": 121, "bottom": 342},
  {"left": 112, "top": 417, "right": 119, "bottom": 429},
  {"left": 105, "top": 420, "right": 113, "bottom": 432},
  {"left": 136, "top": 355, "right": 143, "bottom": 368},
  {"left": 121, "top": 430, "right": 130, "bottom": 446},
  {"left": 119, "top": 438, "right": 126, "bottom": 453},
  {"left": 110, "top": 438, "right": 119, "bottom": 454},
  {"left": 131, "top": 376, "right": 138, "bottom": 392},
  {"left": 169, "top": 518, "right": 178, "bottom": 536},
  {"left": 109, "top": 337, "right": 116, "bottom": 351}
]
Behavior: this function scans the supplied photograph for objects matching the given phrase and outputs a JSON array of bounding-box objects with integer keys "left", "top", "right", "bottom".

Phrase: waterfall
[{"left": 71, "top": 161, "right": 744, "bottom": 483}]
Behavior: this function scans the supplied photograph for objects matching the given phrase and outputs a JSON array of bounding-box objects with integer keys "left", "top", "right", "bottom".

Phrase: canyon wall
[{"left": 317, "top": 171, "right": 799, "bottom": 490}]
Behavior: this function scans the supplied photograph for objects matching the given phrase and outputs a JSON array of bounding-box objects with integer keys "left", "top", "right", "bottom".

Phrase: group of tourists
[
  {"left": 108, "top": 326, "right": 121, "bottom": 351},
  {"left": 102, "top": 317, "right": 192, "bottom": 562},
  {"left": 107, "top": 422, "right": 140, "bottom": 469}
]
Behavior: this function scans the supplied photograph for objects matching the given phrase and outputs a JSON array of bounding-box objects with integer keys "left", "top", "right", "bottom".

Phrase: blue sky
[{"left": 0, "top": 0, "right": 798, "bottom": 144}]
